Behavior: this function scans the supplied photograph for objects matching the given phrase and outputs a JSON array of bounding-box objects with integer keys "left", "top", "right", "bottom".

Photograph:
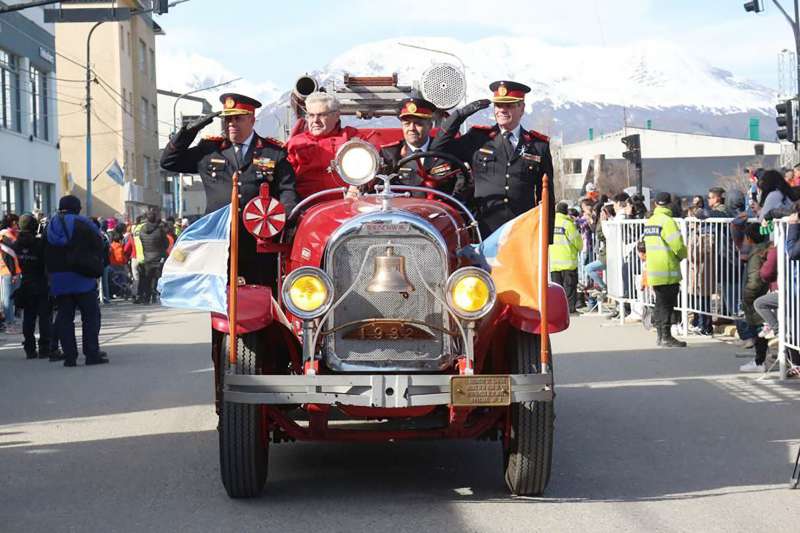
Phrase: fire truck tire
[
  {"left": 219, "top": 333, "right": 268, "bottom": 498},
  {"left": 503, "top": 330, "right": 554, "bottom": 496}
]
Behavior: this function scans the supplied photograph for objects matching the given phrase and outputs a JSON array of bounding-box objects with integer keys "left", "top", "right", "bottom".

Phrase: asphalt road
[{"left": 1, "top": 303, "right": 799, "bottom": 532}]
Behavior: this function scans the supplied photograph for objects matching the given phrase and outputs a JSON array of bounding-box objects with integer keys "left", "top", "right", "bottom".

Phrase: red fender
[
  {"left": 508, "top": 283, "right": 570, "bottom": 335},
  {"left": 211, "top": 284, "right": 273, "bottom": 335}
]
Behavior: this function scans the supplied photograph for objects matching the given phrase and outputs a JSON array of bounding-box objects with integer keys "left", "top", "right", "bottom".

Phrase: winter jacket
[
  {"left": 45, "top": 214, "right": 103, "bottom": 296},
  {"left": 138, "top": 222, "right": 169, "bottom": 264},
  {"left": 742, "top": 240, "right": 771, "bottom": 326},
  {"left": 760, "top": 190, "right": 793, "bottom": 222},
  {"left": 12, "top": 230, "right": 48, "bottom": 296},
  {"left": 550, "top": 212, "right": 582, "bottom": 271},
  {"left": 644, "top": 206, "right": 687, "bottom": 286},
  {"left": 759, "top": 245, "right": 778, "bottom": 291},
  {"left": 287, "top": 123, "right": 364, "bottom": 199}
]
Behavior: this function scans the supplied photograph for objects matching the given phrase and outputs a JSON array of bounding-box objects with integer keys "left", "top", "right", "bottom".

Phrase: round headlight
[
  {"left": 334, "top": 139, "right": 379, "bottom": 186},
  {"left": 282, "top": 267, "right": 334, "bottom": 320},
  {"left": 445, "top": 267, "right": 496, "bottom": 320}
]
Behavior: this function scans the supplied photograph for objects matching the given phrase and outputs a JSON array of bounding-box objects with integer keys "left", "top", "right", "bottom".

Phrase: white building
[
  {"left": 157, "top": 89, "right": 216, "bottom": 217},
  {"left": 560, "top": 127, "right": 782, "bottom": 197},
  {"left": 0, "top": 6, "right": 60, "bottom": 215}
]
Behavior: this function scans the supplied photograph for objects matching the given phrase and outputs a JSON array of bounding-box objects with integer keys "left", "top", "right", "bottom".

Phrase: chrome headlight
[
  {"left": 282, "top": 267, "right": 334, "bottom": 320},
  {"left": 445, "top": 267, "right": 496, "bottom": 320},
  {"left": 334, "top": 139, "right": 380, "bottom": 186}
]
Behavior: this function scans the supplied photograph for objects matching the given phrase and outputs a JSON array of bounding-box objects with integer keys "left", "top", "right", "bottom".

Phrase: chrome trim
[{"left": 223, "top": 373, "right": 554, "bottom": 407}]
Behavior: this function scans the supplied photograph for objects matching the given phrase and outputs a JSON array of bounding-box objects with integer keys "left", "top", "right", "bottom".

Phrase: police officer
[
  {"left": 644, "top": 192, "right": 688, "bottom": 348},
  {"left": 160, "top": 93, "right": 297, "bottom": 287},
  {"left": 431, "top": 80, "right": 555, "bottom": 238},
  {"left": 550, "top": 202, "right": 583, "bottom": 313},
  {"left": 380, "top": 98, "right": 456, "bottom": 194}
]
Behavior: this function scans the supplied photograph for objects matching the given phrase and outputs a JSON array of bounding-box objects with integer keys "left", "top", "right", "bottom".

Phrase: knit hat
[
  {"left": 58, "top": 195, "right": 82, "bottom": 213},
  {"left": 655, "top": 192, "right": 672, "bottom": 205}
]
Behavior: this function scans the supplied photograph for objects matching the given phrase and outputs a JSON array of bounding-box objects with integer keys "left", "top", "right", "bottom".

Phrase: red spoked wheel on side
[{"left": 242, "top": 195, "right": 286, "bottom": 239}]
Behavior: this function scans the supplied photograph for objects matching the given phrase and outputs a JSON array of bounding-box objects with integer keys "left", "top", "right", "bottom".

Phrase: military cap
[
  {"left": 398, "top": 97, "right": 436, "bottom": 119},
  {"left": 219, "top": 93, "right": 262, "bottom": 116},
  {"left": 489, "top": 80, "right": 531, "bottom": 103}
]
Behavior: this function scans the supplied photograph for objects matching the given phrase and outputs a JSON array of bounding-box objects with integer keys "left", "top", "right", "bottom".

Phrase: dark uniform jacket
[
  {"left": 431, "top": 115, "right": 555, "bottom": 239},
  {"left": 160, "top": 127, "right": 298, "bottom": 287},
  {"left": 379, "top": 138, "right": 457, "bottom": 195}
]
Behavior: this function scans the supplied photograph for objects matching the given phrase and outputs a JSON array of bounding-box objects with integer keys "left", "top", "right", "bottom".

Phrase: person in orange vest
[{"left": 0, "top": 213, "right": 21, "bottom": 333}]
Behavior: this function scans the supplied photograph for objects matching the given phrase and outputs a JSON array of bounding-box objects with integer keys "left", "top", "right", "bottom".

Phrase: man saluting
[
  {"left": 431, "top": 81, "right": 555, "bottom": 238},
  {"left": 160, "top": 93, "right": 297, "bottom": 287}
]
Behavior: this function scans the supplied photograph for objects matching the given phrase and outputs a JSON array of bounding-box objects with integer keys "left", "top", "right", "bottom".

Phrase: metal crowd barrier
[
  {"left": 775, "top": 220, "right": 800, "bottom": 380},
  {"left": 603, "top": 217, "right": 750, "bottom": 335}
]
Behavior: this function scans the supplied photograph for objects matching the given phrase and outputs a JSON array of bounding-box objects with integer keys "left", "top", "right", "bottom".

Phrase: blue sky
[{"left": 155, "top": 0, "right": 796, "bottom": 92}]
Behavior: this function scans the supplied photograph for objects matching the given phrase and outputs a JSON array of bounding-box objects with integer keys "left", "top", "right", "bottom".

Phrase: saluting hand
[
  {"left": 458, "top": 99, "right": 491, "bottom": 117},
  {"left": 186, "top": 111, "right": 222, "bottom": 132}
]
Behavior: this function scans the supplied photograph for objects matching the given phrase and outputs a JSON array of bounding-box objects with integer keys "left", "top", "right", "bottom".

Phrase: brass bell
[{"left": 367, "top": 247, "right": 415, "bottom": 294}]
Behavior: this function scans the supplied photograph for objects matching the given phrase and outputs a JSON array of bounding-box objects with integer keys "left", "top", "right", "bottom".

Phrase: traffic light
[
  {"left": 621, "top": 134, "right": 641, "bottom": 165},
  {"left": 154, "top": 0, "right": 169, "bottom": 14},
  {"left": 743, "top": 1, "right": 762, "bottom": 13},
  {"left": 776, "top": 98, "right": 797, "bottom": 144}
]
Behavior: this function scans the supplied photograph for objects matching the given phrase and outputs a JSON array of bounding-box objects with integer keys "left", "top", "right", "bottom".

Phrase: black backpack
[{"left": 56, "top": 215, "right": 104, "bottom": 278}]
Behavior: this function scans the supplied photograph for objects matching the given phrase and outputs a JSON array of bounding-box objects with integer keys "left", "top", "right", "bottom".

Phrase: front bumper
[{"left": 223, "top": 373, "right": 553, "bottom": 408}]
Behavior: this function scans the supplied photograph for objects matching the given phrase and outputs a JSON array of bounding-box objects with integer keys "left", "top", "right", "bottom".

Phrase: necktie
[
  {"left": 502, "top": 131, "right": 514, "bottom": 158},
  {"left": 234, "top": 143, "right": 244, "bottom": 167}
]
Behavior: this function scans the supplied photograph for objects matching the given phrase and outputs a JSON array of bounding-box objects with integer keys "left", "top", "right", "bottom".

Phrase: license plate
[{"left": 451, "top": 375, "right": 512, "bottom": 407}]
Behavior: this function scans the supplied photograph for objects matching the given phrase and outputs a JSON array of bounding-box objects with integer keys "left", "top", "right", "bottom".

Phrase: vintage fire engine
[{"left": 210, "top": 68, "right": 569, "bottom": 499}]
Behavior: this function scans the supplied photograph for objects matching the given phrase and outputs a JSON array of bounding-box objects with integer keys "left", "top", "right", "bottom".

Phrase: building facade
[
  {"left": 560, "top": 127, "right": 782, "bottom": 198},
  {"left": 0, "top": 4, "right": 60, "bottom": 216},
  {"left": 55, "top": 1, "right": 163, "bottom": 220}
]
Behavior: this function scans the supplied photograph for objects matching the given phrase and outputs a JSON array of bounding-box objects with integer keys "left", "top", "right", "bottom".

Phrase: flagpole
[
  {"left": 228, "top": 171, "right": 240, "bottom": 365},
  {"left": 540, "top": 173, "right": 550, "bottom": 370}
]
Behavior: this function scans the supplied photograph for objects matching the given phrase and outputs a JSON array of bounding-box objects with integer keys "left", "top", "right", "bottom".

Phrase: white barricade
[
  {"left": 775, "top": 220, "right": 800, "bottom": 379},
  {"left": 603, "top": 217, "right": 750, "bottom": 334}
]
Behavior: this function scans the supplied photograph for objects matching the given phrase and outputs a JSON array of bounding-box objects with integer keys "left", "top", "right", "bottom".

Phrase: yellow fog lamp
[
  {"left": 445, "top": 267, "right": 496, "bottom": 320},
  {"left": 282, "top": 267, "right": 334, "bottom": 320},
  {"left": 334, "top": 139, "right": 380, "bottom": 186}
]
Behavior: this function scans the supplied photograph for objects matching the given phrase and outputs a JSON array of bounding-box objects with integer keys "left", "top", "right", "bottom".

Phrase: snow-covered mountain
[{"left": 171, "top": 36, "right": 777, "bottom": 143}]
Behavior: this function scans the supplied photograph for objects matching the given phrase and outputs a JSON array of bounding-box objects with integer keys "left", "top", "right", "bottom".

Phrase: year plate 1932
[{"left": 450, "top": 375, "right": 512, "bottom": 407}]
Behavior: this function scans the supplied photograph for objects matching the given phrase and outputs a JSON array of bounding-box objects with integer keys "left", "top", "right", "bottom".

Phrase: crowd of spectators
[
  {"left": 0, "top": 198, "right": 189, "bottom": 366},
  {"left": 566, "top": 165, "right": 800, "bottom": 375}
]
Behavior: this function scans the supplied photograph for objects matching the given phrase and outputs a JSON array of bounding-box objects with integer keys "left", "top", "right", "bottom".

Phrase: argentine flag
[{"left": 157, "top": 205, "right": 230, "bottom": 314}]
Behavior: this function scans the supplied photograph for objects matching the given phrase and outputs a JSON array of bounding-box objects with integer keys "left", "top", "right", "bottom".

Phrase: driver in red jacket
[{"left": 287, "top": 92, "right": 363, "bottom": 199}]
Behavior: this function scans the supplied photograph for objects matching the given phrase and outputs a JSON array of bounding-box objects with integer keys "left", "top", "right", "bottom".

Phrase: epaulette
[
  {"left": 470, "top": 124, "right": 494, "bottom": 132},
  {"left": 380, "top": 139, "right": 402, "bottom": 149},
  {"left": 262, "top": 136, "right": 285, "bottom": 149},
  {"left": 527, "top": 129, "right": 550, "bottom": 143}
]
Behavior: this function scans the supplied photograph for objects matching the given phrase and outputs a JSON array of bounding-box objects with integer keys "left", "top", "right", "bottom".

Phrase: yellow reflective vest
[
  {"left": 132, "top": 223, "right": 144, "bottom": 260},
  {"left": 643, "top": 206, "right": 687, "bottom": 286},
  {"left": 549, "top": 212, "right": 582, "bottom": 272}
]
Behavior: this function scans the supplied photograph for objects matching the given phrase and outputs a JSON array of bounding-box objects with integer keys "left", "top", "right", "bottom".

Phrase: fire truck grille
[{"left": 325, "top": 232, "right": 450, "bottom": 371}]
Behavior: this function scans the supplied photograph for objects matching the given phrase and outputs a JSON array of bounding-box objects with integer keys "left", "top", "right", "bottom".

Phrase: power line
[{"left": 0, "top": 0, "right": 66, "bottom": 15}]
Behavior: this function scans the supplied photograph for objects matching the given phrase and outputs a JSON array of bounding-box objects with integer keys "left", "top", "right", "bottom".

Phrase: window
[
  {"left": 151, "top": 103, "right": 157, "bottom": 134},
  {"left": 0, "top": 177, "right": 25, "bottom": 214},
  {"left": 564, "top": 158, "right": 582, "bottom": 174},
  {"left": 149, "top": 48, "right": 156, "bottom": 80},
  {"left": 138, "top": 39, "right": 147, "bottom": 73},
  {"left": 121, "top": 88, "right": 127, "bottom": 113},
  {"left": 141, "top": 97, "right": 148, "bottom": 130},
  {"left": 29, "top": 66, "right": 49, "bottom": 141},
  {"left": 142, "top": 155, "right": 151, "bottom": 188},
  {"left": 0, "top": 49, "right": 20, "bottom": 132},
  {"left": 33, "top": 182, "right": 54, "bottom": 214}
]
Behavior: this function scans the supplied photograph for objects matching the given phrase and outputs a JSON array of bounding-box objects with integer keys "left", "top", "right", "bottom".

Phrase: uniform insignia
[
  {"left": 209, "top": 158, "right": 226, "bottom": 165},
  {"left": 255, "top": 138, "right": 263, "bottom": 149},
  {"left": 224, "top": 97, "right": 235, "bottom": 109},
  {"left": 407, "top": 102, "right": 417, "bottom": 113},
  {"left": 522, "top": 154, "right": 541, "bottom": 162},
  {"left": 429, "top": 163, "right": 452, "bottom": 176},
  {"left": 253, "top": 157, "right": 276, "bottom": 172},
  {"left": 478, "top": 147, "right": 494, "bottom": 155},
  {"left": 498, "top": 85, "right": 508, "bottom": 96},
  {"left": 262, "top": 136, "right": 285, "bottom": 148}
]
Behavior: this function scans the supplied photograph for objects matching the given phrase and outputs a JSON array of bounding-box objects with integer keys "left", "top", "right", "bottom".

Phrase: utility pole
[{"left": 85, "top": 21, "right": 103, "bottom": 217}]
